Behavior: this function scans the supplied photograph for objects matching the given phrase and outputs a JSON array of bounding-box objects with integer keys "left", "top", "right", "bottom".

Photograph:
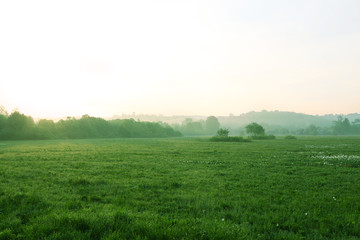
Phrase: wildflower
[{"left": 333, "top": 196, "right": 337, "bottom": 201}]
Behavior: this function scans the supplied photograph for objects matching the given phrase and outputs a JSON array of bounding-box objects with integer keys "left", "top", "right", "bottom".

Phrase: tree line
[
  {"left": 276, "top": 116, "right": 360, "bottom": 135},
  {"left": 0, "top": 111, "right": 181, "bottom": 140},
  {"left": 171, "top": 116, "right": 220, "bottom": 136},
  {"left": 171, "top": 116, "right": 360, "bottom": 136}
]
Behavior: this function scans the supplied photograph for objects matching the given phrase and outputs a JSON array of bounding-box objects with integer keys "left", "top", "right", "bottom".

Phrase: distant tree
[
  {"left": 190, "top": 121, "right": 203, "bottom": 134},
  {"left": 353, "top": 119, "right": 360, "bottom": 125},
  {"left": 110, "top": 119, "right": 181, "bottom": 138},
  {"left": 216, "top": 128, "right": 229, "bottom": 137},
  {"left": 56, "top": 117, "right": 80, "bottom": 138},
  {"left": 332, "top": 116, "right": 351, "bottom": 135},
  {"left": 2, "top": 111, "right": 35, "bottom": 139},
  {"left": 0, "top": 112, "right": 7, "bottom": 138},
  {"left": 205, "top": 116, "right": 220, "bottom": 135},
  {"left": 245, "top": 122, "right": 265, "bottom": 136},
  {"left": 180, "top": 118, "right": 204, "bottom": 136},
  {"left": 36, "top": 119, "right": 56, "bottom": 139},
  {"left": 305, "top": 124, "right": 319, "bottom": 135},
  {"left": 78, "top": 115, "right": 112, "bottom": 138},
  {"left": 352, "top": 119, "right": 360, "bottom": 134},
  {"left": 0, "top": 106, "right": 8, "bottom": 116},
  {"left": 343, "top": 118, "right": 351, "bottom": 131}
]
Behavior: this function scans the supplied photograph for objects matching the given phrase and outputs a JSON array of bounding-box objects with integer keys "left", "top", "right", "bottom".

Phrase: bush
[
  {"left": 209, "top": 136, "right": 251, "bottom": 142},
  {"left": 216, "top": 128, "right": 229, "bottom": 137},
  {"left": 267, "top": 134, "right": 276, "bottom": 139},
  {"left": 284, "top": 135, "right": 297, "bottom": 140}
]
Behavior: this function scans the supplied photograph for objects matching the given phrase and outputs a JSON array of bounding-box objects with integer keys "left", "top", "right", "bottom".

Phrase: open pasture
[{"left": 0, "top": 136, "right": 360, "bottom": 239}]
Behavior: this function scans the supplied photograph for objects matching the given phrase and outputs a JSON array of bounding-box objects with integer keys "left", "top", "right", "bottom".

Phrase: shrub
[
  {"left": 284, "top": 135, "right": 297, "bottom": 140},
  {"left": 216, "top": 128, "right": 229, "bottom": 137},
  {"left": 209, "top": 136, "right": 251, "bottom": 142}
]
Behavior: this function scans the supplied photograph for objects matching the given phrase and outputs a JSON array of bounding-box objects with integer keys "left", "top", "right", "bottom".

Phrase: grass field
[{"left": 0, "top": 136, "right": 360, "bottom": 239}]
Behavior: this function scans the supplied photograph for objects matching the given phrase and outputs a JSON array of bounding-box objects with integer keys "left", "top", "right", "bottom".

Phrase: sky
[{"left": 0, "top": 0, "right": 359, "bottom": 118}]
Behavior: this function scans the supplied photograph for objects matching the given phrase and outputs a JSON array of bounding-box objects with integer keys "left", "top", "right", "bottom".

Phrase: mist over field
[
  {"left": 115, "top": 110, "right": 360, "bottom": 132},
  {"left": 1, "top": 1, "right": 360, "bottom": 118}
]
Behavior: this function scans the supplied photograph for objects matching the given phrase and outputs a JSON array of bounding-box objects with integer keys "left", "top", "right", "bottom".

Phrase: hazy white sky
[{"left": 1, "top": 0, "right": 359, "bottom": 118}]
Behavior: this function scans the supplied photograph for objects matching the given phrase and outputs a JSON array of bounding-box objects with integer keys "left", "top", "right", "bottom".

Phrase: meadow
[{"left": 0, "top": 136, "right": 359, "bottom": 239}]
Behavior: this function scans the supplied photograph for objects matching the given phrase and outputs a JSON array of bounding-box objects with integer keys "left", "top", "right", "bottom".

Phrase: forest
[
  {"left": 0, "top": 111, "right": 181, "bottom": 140},
  {"left": 114, "top": 111, "right": 360, "bottom": 136},
  {"left": 172, "top": 115, "right": 360, "bottom": 136}
]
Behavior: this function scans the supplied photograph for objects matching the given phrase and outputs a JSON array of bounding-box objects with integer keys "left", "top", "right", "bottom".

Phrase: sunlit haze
[{"left": 1, "top": 0, "right": 359, "bottom": 118}]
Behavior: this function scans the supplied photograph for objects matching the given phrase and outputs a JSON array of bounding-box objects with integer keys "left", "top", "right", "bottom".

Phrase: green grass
[
  {"left": 284, "top": 135, "right": 297, "bottom": 140},
  {"left": 0, "top": 136, "right": 360, "bottom": 239}
]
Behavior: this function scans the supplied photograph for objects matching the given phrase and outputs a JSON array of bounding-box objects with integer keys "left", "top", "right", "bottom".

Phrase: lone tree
[
  {"left": 216, "top": 128, "right": 229, "bottom": 137},
  {"left": 245, "top": 122, "right": 265, "bottom": 137}
]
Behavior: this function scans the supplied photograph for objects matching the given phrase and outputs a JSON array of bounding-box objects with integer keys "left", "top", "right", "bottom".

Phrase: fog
[{"left": 1, "top": 1, "right": 359, "bottom": 118}]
